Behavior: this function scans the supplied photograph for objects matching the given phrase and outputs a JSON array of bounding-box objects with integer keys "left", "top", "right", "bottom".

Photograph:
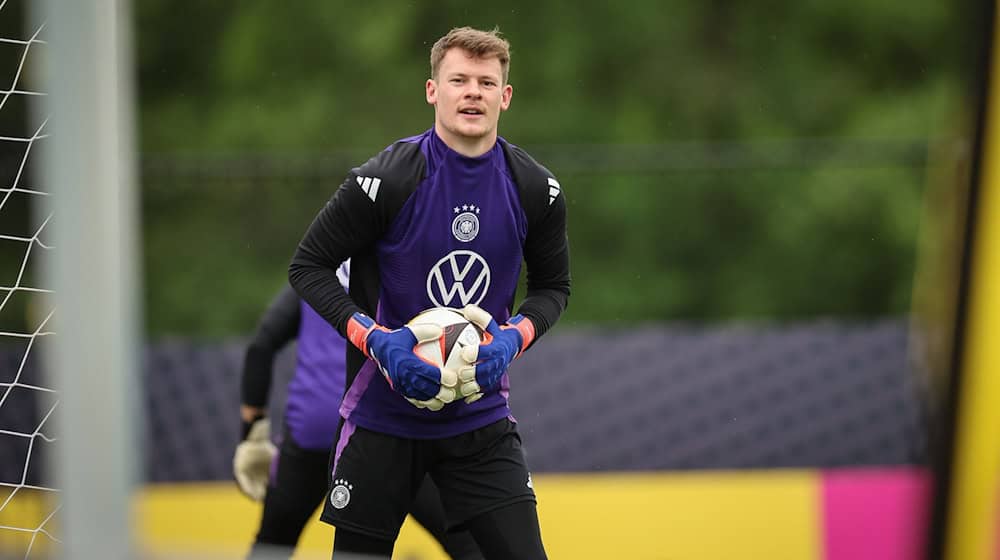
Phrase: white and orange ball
[{"left": 405, "top": 307, "right": 484, "bottom": 409}]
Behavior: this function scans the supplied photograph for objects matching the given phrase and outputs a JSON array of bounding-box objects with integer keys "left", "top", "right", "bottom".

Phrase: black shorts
[{"left": 320, "top": 418, "right": 536, "bottom": 541}]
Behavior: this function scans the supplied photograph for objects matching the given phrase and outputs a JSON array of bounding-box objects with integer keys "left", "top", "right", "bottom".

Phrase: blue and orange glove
[
  {"left": 346, "top": 312, "right": 457, "bottom": 409},
  {"left": 457, "top": 304, "right": 536, "bottom": 403}
]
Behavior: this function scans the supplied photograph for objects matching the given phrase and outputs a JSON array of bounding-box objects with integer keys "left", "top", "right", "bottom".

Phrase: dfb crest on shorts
[
  {"left": 330, "top": 478, "right": 353, "bottom": 509},
  {"left": 451, "top": 204, "right": 480, "bottom": 242},
  {"left": 427, "top": 250, "right": 490, "bottom": 308}
]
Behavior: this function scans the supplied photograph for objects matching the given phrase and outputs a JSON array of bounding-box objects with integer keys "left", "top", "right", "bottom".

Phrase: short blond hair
[{"left": 430, "top": 26, "right": 511, "bottom": 83}]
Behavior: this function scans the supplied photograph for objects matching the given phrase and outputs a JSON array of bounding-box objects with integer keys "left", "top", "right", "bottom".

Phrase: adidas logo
[
  {"left": 356, "top": 175, "right": 382, "bottom": 201},
  {"left": 547, "top": 177, "right": 561, "bottom": 205}
]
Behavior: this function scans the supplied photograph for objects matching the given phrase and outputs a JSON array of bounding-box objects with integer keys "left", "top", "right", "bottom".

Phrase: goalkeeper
[
  {"left": 289, "top": 26, "right": 570, "bottom": 560},
  {"left": 235, "top": 263, "right": 482, "bottom": 559}
]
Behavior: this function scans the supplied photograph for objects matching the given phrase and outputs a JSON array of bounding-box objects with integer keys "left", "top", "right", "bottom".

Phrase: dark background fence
[{"left": 0, "top": 321, "right": 929, "bottom": 484}]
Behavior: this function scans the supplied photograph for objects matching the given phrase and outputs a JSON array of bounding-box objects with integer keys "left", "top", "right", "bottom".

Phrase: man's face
[{"left": 426, "top": 48, "right": 512, "bottom": 150}]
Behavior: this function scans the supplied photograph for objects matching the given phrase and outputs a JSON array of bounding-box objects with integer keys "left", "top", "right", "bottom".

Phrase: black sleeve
[
  {"left": 288, "top": 143, "right": 423, "bottom": 338},
  {"left": 518, "top": 180, "right": 570, "bottom": 343},
  {"left": 241, "top": 285, "right": 301, "bottom": 407},
  {"left": 502, "top": 142, "right": 571, "bottom": 344},
  {"left": 288, "top": 177, "right": 376, "bottom": 338}
]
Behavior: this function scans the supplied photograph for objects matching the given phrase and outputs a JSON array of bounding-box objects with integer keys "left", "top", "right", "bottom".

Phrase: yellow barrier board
[{"left": 129, "top": 470, "right": 818, "bottom": 560}]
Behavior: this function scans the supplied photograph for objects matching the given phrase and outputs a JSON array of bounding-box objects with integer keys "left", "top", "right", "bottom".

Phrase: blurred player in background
[
  {"left": 234, "top": 261, "right": 483, "bottom": 559},
  {"left": 288, "top": 26, "right": 570, "bottom": 559}
]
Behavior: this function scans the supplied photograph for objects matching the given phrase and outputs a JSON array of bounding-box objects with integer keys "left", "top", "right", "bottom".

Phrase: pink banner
[{"left": 822, "top": 467, "right": 930, "bottom": 560}]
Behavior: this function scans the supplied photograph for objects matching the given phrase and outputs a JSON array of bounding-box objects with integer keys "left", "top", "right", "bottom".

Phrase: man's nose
[{"left": 463, "top": 83, "right": 482, "bottom": 98}]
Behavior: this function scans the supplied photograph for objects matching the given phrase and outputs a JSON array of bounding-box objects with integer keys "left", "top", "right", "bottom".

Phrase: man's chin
[{"left": 454, "top": 125, "right": 491, "bottom": 140}]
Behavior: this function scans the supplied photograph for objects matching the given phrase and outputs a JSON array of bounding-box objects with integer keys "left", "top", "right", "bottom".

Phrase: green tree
[{"left": 134, "top": 0, "right": 977, "bottom": 336}]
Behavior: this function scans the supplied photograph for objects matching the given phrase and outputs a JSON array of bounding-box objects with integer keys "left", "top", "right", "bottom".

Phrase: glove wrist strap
[
  {"left": 346, "top": 313, "right": 377, "bottom": 358},
  {"left": 508, "top": 316, "right": 536, "bottom": 358}
]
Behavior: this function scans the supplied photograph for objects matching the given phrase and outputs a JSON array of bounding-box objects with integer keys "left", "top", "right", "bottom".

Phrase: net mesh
[{"left": 0, "top": 2, "right": 59, "bottom": 556}]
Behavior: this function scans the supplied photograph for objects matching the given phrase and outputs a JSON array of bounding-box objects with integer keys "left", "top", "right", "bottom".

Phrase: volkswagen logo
[{"left": 426, "top": 250, "right": 490, "bottom": 307}]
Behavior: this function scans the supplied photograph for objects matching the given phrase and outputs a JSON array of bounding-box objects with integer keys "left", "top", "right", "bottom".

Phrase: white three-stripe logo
[
  {"left": 547, "top": 177, "right": 561, "bottom": 205},
  {"left": 356, "top": 176, "right": 381, "bottom": 201}
]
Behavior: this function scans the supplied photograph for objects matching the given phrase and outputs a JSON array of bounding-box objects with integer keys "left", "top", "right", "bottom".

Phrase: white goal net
[
  {"left": 1, "top": 1, "right": 140, "bottom": 558},
  {"left": 0, "top": 1, "right": 58, "bottom": 557}
]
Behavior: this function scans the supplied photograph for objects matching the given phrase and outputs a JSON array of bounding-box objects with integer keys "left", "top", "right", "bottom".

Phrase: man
[
  {"left": 289, "top": 26, "right": 570, "bottom": 559},
  {"left": 234, "top": 264, "right": 482, "bottom": 559}
]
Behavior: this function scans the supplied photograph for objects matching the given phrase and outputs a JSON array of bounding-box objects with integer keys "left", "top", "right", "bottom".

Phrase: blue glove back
[
  {"left": 347, "top": 312, "right": 445, "bottom": 402},
  {"left": 458, "top": 306, "right": 536, "bottom": 397},
  {"left": 472, "top": 320, "right": 522, "bottom": 392}
]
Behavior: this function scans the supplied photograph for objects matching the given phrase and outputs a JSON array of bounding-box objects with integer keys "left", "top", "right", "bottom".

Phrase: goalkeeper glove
[
  {"left": 346, "top": 312, "right": 458, "bottom": 405},
  {"left": 457, "top": 305, "right": 536, "bottom": 403},
  {"left": 233, "top": 416, "right": 276, "bottom": 502}
]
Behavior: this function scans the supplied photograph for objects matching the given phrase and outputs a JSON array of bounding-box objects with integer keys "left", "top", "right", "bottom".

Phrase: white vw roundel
[{"left": 427, "top": 250, "right": 491, "bottom": 307}]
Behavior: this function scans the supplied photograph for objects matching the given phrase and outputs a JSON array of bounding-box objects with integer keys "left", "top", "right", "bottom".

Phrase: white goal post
[{"left": 33, "top": 1, "right": 140, "bottom": 558}]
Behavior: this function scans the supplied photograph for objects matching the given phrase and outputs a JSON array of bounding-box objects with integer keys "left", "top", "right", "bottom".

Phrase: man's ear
[
  {"left": 426, "top": 78, "right": 437, "bottom": 106},
  {"left": 500, "top": 83, "right": 513, "bottom": 111}
]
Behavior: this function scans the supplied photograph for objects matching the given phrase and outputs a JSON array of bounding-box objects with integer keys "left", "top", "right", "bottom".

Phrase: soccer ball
[
  {"left": 406, "top": 307, "right": 484, "bottom": 408},
  {"left": 408, "top": 306, "right": 483, "bottom": 372}
]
